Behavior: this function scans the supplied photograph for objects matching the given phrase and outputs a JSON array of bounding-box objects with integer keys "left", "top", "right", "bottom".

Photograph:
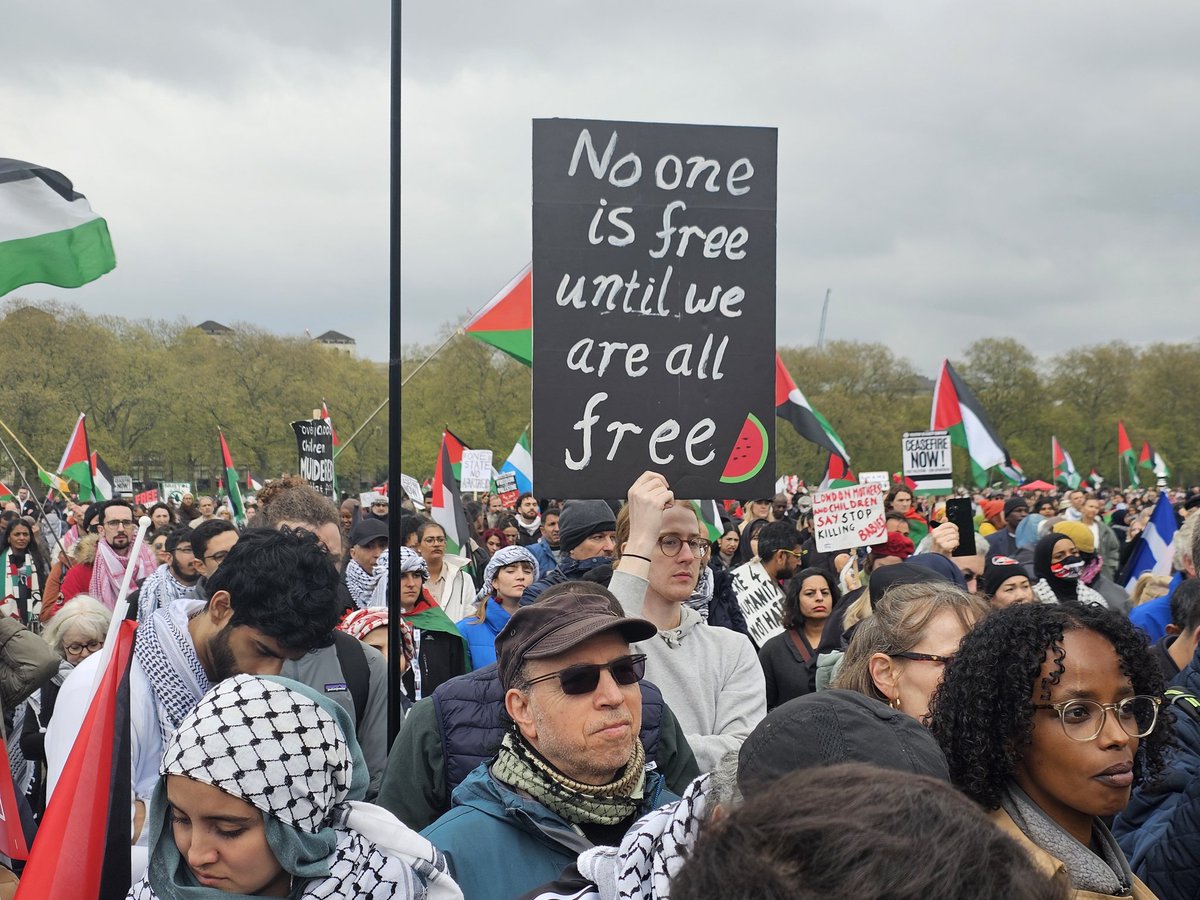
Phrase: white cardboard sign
[
  {"left": 459, "top": 449, "right": 495, "bottom": 493},
  {"left": 813, "top": 483, "right": 887, "bottom": 553}
]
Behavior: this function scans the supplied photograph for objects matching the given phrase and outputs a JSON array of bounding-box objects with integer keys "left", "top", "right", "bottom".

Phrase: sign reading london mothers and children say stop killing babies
[{"left": 532, "top": 118, "right": 778, "bottom": 499}]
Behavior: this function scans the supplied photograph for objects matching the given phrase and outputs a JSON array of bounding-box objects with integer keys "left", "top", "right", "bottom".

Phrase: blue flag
[{"left": 1123, "top": 490, "right": 1178, "bottom": 590}]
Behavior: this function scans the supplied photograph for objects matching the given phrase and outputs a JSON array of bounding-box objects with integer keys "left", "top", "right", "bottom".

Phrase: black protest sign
[
  {"left": 532, "top": 118, "right": 777, "bottom": 499},
  {"left": 291, "top": 419, "right": 335, "bottom": 498}
]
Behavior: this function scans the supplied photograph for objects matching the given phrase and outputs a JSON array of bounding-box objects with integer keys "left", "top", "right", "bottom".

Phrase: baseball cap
[
  {"left": 349, "top": 518, "right": 389, "bottom": 547},
  {"left": 496, "top": 591, "right": 657, "bottom": 689}
]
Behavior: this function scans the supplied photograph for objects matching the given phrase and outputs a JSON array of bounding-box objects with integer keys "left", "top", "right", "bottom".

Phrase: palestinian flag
[
  {"left": 464, "top": 263, "right": 532, "bottom": 366},
  {"left": 0, "top": 481, "right": 14, "bottom": 503},
  {"left": 819, "top": 453, "right": 858, "bottom": 491},
  {"left": 1139, "top": 442, "right": 1171, "bottom": 480},
  {"left": 691, "top": 500, "right": 725, "bottom": 542},
  {"left": 999, "top": 457, "right": 1025, "bottom": 485},
  {"left": 15, "top": 618, "right": 137, "bottom": 899},
  {"left": 91, "top": 451, "right": 114, "bottom": 500},
  {"left": 431, "top": 430, "right": 472, "bottom": 556},
  {"left": 247, "top": 472, "right": 263, "bottom": 493},
  {"left": 219, "top": 431, "right": 246, "bottom": 525},
  {"left": 321, "top": 399, "right": 341, "bottom": 447},
  {"left": 775, "top": 353, "right": 849, "bottom": 461},
  {"left": 0, "top": 159, "right": 116, "bottom": 297},
  {"left": 1118, "top": 421, "right": 1140, "bottom": 488},
  {"left": 499, "top": 428, "right": 533, "bottom": 495},
  {"left": 930, "top": 360, "right": 1010, "bottom": 487},
  {"left": 1053, "top": 436, "right": 1081, "bottom": 489},
  {"left": 1089, "top": 468, "right": 1104, "bottom": 488},
  {"left": 40, "top": 413, "right": 98, "bottom": 500}
]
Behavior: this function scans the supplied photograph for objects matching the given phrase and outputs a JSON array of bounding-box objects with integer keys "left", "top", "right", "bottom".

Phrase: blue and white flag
[
  {"left": 499, "top": 428, "right": 533, "bottom": 495},
  {"left": 1123, "top": 490, "right": 1179, "bottom": 590}
]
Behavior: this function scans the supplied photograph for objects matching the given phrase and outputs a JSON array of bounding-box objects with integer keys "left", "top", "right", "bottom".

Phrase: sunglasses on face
[{"left": 524, "top": 653, "right": 647, "bottom": 695}]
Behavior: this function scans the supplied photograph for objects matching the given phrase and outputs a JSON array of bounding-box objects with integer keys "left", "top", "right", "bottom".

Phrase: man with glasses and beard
[
  {"left": 46, "top": 528, "right": 342, "bottom": 876},
  {"left": 134, "top": 524, "right": 201, "bottom": 625},
  {"left": 59, "top": 499, "right": 157, "bottom": 608},
  {"left": 421, "top": 590, "right": 676, "bottom": 900}
]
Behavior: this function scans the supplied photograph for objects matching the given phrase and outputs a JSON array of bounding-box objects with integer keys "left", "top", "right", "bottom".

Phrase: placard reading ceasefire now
[{"left": 532, "top": 118, "right": 777, "bottom": 499}]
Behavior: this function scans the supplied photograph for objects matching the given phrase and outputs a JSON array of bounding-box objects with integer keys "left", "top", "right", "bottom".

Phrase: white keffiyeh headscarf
[
  {"left": 477, "top": 544, "right": 540, "bottom": 601},
  {"left": 132, "top": 596, "right": 213, "bottom": 746},
  {"left": 128, "top": 674, "right": 462, "bottom": 900}
]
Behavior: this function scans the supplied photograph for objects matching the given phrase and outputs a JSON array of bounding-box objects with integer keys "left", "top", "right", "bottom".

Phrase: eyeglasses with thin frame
[
  {"left": 1031, "top": 695, "right": 1161, "bottom": 742},
  {"left": 64, "top": 639, "right": 103, "bottom": 657},
  {"left": 657, "top": 536, "right": 710, "bottom": 558},
  {"left": 890, "top": 651, "right": 956, "bottom": 667},
  {"left": 205, "top": 550, "right": 230, "bottom": 563},
  {"left": 104, "top": 519, "right": 137, "bottom": 529},
  {"left": 422, "top": 536, "right": 447, "bottom": 545},
  {"left": 525, "top": 654, "right": 647, "bottom": 695}
]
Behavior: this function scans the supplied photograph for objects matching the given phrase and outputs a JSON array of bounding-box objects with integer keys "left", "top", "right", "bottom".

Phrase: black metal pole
[{"left": 386, "top": 0, "right": 403, "bottom": 748}]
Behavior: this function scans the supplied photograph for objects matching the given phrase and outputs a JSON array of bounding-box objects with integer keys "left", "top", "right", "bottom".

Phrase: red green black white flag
[
  {"left": 775, "top": 353, "right": 848, "bottom": 462},
  {"left": 930, "top": 359, "right": 1010, "bottom": 487}
]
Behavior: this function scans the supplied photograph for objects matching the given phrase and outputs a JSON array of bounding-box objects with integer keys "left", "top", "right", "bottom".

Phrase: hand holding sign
[{"left": 623, "top": 471, "right": 674, "bottom": 559}]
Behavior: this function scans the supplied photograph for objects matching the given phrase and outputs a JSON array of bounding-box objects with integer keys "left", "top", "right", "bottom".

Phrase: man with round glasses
[{"left": 421, "top": 590, "right": 676, "bottom": 900}]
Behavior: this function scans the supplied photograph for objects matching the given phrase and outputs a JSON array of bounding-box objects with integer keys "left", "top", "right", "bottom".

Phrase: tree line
[
  {"left": 0, "top": 300, "right": 389, "bottom": 491},
  {"left": 401, "top": 325, "right": 1200, "bottom": 489}
]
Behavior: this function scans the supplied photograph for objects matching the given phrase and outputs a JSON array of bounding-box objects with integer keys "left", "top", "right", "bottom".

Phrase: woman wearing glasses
[
  {"left": 929, "top": 602, "right": 1165, "bottom": 899},
  {"left": 832, "top": 581, "right": 989, "bottom": 723},
  {"left": 13, "top": 594, "right": 111, "bottom": 819}
]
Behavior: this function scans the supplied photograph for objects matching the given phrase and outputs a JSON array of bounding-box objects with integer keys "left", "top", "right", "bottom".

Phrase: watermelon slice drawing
[{"left": 720, "top": 412, "right": 769, "bottom": 484}]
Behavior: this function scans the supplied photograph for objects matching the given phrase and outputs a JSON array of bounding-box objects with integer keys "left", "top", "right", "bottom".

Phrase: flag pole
[
  {"left": 0, "top": 415, "right": 49, "bottom": 475},
  {"left": 332, "top": 397, "right": 389, "bottom": 460},
  {"left": 387, "top": 0, "right": 403, "bottom": 748},
  {"left": 400, "top": 328, "right": 462, "bottom": 388}
]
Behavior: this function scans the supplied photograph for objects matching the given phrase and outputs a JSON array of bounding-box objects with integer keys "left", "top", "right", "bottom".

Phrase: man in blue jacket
[
  {"left": 1114, "top": 524, "right": 1200, "bottom": 900},
  {"left": 421, "top": 590, "right": 676, "bottom": 900}
]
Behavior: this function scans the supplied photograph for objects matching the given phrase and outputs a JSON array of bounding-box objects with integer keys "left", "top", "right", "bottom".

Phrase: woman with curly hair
[{"left": 929, "top": 602, "right": 1165, "bottom": 899}]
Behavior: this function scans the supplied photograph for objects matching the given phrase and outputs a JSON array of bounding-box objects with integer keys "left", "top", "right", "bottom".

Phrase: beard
[
  {"left": 170, "top": 558, "right": 199, "bottom": 585},
  {"left": 206, "top": 625, "right": 239, "bottom": 683}
]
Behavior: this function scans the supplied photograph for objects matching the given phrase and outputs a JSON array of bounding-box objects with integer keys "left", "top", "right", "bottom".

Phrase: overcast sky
[{"left": 5, "top": 2, "right": 1199, "bottom": 371}]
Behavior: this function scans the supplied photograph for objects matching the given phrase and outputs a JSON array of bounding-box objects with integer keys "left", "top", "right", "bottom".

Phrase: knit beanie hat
[
  {"left": 1052, "top": 520, "right": 1095, "bottom": 554},
  {"left": 980, "top": 499, "right": 1004, "bottom": 521},
  {"left": 983, "top": 555, "right": 1027, "bottom": 597},
  {"left": 558, "top": 499, "right": 617, "bottom": 555},
  {"left": 1003, "top": 496, "right": 1029, "bottom": 517}
]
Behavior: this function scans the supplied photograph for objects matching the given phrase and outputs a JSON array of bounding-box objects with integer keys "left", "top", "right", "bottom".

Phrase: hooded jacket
[
  {"left": 429, "top": 554, "right": 477, "bottom": 623},
  {"left": 1113, "top": 658, "right": 1200, "bottom": 899},
  {"left": 421, "top": 764, "right": 669, "bottom": 900}
]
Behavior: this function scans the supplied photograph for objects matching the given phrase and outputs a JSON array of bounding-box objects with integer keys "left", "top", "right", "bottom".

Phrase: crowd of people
[{"left": 1, "top": 471, "right": 1200, "bottom": 897}]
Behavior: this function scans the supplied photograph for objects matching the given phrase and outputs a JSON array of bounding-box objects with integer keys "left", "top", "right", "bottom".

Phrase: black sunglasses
[{"left": 525, "top": 654, "right": 647, "bottom": 695}]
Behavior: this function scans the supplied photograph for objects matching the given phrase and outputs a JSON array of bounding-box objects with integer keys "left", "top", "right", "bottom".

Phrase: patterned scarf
[
  {"left": 344, "top": 558, "right": 386, "bottom": 609},
  {"left": 684, "top": 565, "right": 712, "bottom": 621},
  {"left": 128, "top": 675, "right": 463, "bottom": 900},
  {"left": 0, "top": 549, "right": 41, "bottom": 624},
  {"left": 1032, "top": 577, "right": 1107, "bottom": 608},
  {"left": 136, "top": 562, "right": 198, "bottom": 627},
  {"left": 89, "top": 536, "right": 156, "bottom": 611},
  {"left": 492, "top": 729, "right": 646, "bottom": 826},
  {"left": 528, "top": 774, "right": 715, "bottom": 900},
  {"left": 133, "top": 596, "right": 213, "bottom": 746}
]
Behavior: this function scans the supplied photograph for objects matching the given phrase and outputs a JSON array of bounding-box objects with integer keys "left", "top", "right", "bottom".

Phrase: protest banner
[
  {"left": 134, "top": 487, "right": 159, "bottom": 506},
  {"left": 494, "top": 470, "right": 519, "bottom": 508},
  {"left": 113, "top": 474, "right": 133, "bottom": 496},
  {"left": 858, "top": 471, "right": 890, "bottom": 489},
  {"left": 902, "top": 430, "right": 953, "bottom": 493},
  {"left": 731, "top": 563, "right": 787, "bottom": 646},
  {"left": 400, "top": 474, "right": 425, "bottom": 509},
  {"left": 532, "top": 117, "right": 777, "bottom": 498},
  {"left": 460, "top": 449, "right": 494, "bottom": 493},
  {"left": 813, "top": 483, "right": 887, "bottom": 553},
  {"left": 291, "top": 419, "right": 335, "bottom": 498},
  {"left": 160, "top": 482, "right": 191, "bottom": 506}
]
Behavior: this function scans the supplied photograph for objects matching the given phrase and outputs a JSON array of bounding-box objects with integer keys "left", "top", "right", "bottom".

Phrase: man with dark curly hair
[{"left": 929, "top": 602, "right": 1166, "bottom": 899}]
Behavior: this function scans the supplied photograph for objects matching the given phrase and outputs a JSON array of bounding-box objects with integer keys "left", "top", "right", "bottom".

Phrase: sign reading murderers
[
  {"left": 532, "top": 117, "right": 778, "bottom": 498},
  {"left": 459, "top": 449, "right": 495, "bottom": 493},
  {"left": 291, "top": 419, "right": 335, "bottom": 498},
  {"left": 813, "top": 483, "right": 887, "bottom": 553},
  {"left": 494, "top": 470, "right": 520, "bottom": 508},
  {"left": 902, "top": 431, "right": 953, "bottom": 493}
]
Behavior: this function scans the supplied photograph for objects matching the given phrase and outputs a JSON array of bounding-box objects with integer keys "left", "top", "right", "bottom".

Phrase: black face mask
[{"left": 1050, "top": 555, "right": 1084, "bottom": 580}]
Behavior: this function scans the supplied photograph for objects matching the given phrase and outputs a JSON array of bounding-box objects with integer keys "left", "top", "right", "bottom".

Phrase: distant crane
[{"left": 816, "top": 289, "right": 832, "bottom": 350}]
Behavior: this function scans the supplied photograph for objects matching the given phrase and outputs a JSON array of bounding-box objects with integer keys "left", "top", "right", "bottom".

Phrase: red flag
[
  {"left": 0, "top": 735, "right": 29, "bottom": 859},
  {"left": 321, "top": 400, "right": 341, "bottom": 447},
  {"left": 16, "top": 619, "right": 136, "bottom": 899}
]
